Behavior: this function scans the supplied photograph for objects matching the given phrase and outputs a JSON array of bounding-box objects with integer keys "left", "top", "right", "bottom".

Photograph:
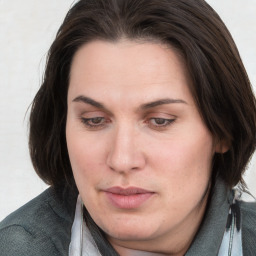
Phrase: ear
[{"left": 215, "top": 139, "right": 230, "bottom": 153}]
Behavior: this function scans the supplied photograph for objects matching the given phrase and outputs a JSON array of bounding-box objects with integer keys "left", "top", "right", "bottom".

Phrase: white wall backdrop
[{"left": 0, "top": 0, "right": 256, "bottom": 221}]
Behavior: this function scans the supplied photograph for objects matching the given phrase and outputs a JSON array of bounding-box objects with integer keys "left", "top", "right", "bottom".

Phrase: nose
[{"left": 106, "top": 125, "right": 146, "bottom": 174}]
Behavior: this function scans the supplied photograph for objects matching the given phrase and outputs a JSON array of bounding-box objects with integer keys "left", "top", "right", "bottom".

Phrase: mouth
[{"left": 103, "top": 186, "right": 155, "bottom": 209}]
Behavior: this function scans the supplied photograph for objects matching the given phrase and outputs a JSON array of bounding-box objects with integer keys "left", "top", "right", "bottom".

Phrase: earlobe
[{"left": 215, "top": 140, "right": 230, "bottom": 154}]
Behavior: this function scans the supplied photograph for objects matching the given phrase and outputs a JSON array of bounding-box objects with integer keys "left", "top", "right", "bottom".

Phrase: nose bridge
[{"left": 107, "top": 122, "right": 144, "bottom": 173}]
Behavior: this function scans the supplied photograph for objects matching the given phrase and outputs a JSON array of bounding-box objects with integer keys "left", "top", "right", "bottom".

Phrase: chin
[
  {"left": 102, "top": 220, "right": 158, "bottom": 241},
  {"left": 110, "top": 230, "right": 154, "bottom": 241}
]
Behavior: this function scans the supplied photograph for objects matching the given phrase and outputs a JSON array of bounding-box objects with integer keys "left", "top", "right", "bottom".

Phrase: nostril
[{"left": 107, "top": 153, "right": 145, "bottom": 174}]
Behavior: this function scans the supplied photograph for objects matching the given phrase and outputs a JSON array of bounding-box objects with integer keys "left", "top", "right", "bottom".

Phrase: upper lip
[{"left": 104, "top": 186, "right": 153, "bottom": 195}]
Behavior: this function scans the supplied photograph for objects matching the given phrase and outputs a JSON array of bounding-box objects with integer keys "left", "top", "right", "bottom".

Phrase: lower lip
[{"left": 105, "top": 192, "right": 154, "bottom": 209}]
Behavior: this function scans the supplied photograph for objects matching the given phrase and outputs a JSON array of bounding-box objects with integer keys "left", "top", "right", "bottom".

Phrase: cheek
[
  {"left": 149, "top": 134, "right": 214, "bottom": 220},
  {"left": 66, "top": 134, "right": 99, "bottom": 210},
  {"left": 66, "top": 122, "right": 92, "bottom": 182},
  {"left": 66, "top": 120, "right": 102, "bottom": 168},
  {"left": 66, "top": 125, "right": 111, "bottom": 204},
  {"left": 147, "top": 126, "right": 214, "bottom": 192},
  {"left": 66, "top": 131, "right": 110, "bottom": 223},
  {"left": 67, "top": 139, "right": 101, "bottom": 184}
]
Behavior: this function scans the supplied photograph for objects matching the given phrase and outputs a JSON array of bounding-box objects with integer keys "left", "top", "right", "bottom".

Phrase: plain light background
[{"left": 0, "top": 0, "right": 256, "bottom": 221}]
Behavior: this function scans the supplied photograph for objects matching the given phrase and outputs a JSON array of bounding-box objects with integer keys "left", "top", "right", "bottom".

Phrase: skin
[{"left": 66, "top": 40, "right": 224, "bottom": 255}]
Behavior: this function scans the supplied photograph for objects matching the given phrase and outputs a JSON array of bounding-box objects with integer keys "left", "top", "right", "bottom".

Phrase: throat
[
  {"left": 111, "top": 243, "right": 185, "bottom": 256},
  {"left": 116, "top": 248, "right": 172, "bottom": 256}
]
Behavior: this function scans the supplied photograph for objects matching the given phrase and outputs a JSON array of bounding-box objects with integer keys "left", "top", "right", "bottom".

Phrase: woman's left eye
[{"left": 148, "top": 118, "right": 175, "bottom": 128}]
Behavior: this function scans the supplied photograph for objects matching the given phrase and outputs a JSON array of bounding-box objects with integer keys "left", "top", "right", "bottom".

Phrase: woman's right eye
[{"left": 80, "top": 117, "right": 107, "bottom": 129}]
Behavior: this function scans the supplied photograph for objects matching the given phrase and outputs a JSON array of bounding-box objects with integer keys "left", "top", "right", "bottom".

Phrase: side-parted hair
[{"left": 29, "top": 0, "right": 256, "bottom": 191}]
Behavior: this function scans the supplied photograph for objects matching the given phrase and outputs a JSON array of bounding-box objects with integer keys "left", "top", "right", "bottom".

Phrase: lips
[{"left": 103, "top": 186, "right": 155, "bottom": 209}]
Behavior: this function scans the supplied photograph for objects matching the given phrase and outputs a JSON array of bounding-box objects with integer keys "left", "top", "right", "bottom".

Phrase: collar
[{"left": 185, "top": 178, "right": 231, "bottom": 255}]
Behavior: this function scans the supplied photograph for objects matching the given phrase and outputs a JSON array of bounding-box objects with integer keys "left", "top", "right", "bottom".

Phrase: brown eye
[
  {"left": 150, "top": 118, "right": 174, "bottom": 126},
  {"left": 91, "top": 117, "right": 104, "bottom": 124},
  {"left": 80, "top": 117, "right": 106, "bottom": 129},
  {"left": 147, "top": 118, "right": 175, "bottom": 130},
  {"left": 154, "top": 118, "right": 166, "bottom": 125}
]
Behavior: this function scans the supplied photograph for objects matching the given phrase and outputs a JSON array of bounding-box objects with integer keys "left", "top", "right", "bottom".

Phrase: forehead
[{"left": 68, "top": 40, "right": 193, "bottom": 106}]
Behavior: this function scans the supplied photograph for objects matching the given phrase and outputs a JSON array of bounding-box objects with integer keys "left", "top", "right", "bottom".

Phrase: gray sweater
[{"left": 0, "top": 179, "right": 255, "bottom": 255}]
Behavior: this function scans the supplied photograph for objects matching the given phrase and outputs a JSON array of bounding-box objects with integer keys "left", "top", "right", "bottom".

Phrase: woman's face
[{"left": 66, "top": 40, "right": 220, "bottom": 253}]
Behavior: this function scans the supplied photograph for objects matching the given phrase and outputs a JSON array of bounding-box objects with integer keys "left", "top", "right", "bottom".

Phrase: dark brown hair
[{"left": 29, "top": 0, "right": 256, "bottom": 191}]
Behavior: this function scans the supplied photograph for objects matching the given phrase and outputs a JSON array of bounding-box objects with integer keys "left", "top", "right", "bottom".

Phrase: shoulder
[
  {"left": 0, "top": 187, "right": 76, "bottom": 256},
  {"left": 240, "top": 200, "right": 256, "bottom": 255}
]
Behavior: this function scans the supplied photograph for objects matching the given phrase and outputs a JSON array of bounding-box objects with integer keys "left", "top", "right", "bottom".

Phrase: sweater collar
[{"left": 185, "top": 178, "right": 231, "bottom": 256}]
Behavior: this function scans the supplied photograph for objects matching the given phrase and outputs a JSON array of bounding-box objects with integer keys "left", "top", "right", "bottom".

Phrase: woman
[{"left": 0, "top": 0, "right": 255, "bottom": 255}]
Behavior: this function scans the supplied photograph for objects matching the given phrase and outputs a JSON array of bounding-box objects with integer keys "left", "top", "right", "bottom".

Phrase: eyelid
[
  {"left": 145, "top": 111, "right": 177, "bottom": 119},
  {"left": 144, "top": 112, "right": 177, "bottom": 130},
  {"left": 80, "top": 110, "right": 107, "bottom": 117},
  {"left": 145, "top": 118, "right": 176, "bottom": 131},
  {"left": 80, "top": 117, "right": 110, "bottom": 130},
  {"left": 78, "top": 110, "right": 111, "bottom": 130},
  {"left": 148, "top": 117, "right": 175, "bottom": 124}
]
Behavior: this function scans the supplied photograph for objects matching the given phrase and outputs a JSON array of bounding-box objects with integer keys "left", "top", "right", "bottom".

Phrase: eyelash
[
  {"left": 147, "top": 118, "right": 175, "bottom": 129},
  {"left": 80, "top": 117, "right": 107, "bottom": 129},
  {"left": 80, "top": 117, "right": 175, "bottom": 130}
]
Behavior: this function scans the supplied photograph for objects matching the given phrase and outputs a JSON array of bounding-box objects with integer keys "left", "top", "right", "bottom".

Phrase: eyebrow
[
  {"left": 140, "top": 98, "right": 187, "bottom": 109},
  {"left": 72, "top": 95, "right": 106, "bottom": 109},
  {"left": 72, "top": 95, "right": 187, "bottom": 110}
]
